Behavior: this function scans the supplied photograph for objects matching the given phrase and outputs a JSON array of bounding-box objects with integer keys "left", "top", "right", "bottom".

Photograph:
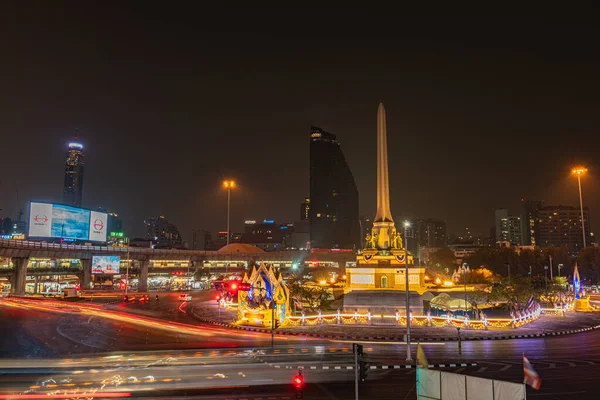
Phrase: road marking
[
  {"left": 330, "top": 340, "right": 446, "bottom": 345},
  {"left": 477, "top": 367, "right": 488, "bottom": 372},
  {"left": 500, "top": 364, "right": 512, "bottom": 371}
]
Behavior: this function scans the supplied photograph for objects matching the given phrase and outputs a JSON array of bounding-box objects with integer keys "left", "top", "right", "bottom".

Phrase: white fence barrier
[{"left": 417, "top": 369, "right": 525, "bottom": 400}]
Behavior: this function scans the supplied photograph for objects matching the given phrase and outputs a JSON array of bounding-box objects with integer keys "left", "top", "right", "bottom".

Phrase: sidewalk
[{"left": 187, "top": 302, "right": 600, "bottom": 341}]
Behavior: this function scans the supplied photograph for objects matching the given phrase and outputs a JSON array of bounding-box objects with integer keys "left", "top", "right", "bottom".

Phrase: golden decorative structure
[{"left": 237, "top": 263, "right": 290, "bottom": 328}]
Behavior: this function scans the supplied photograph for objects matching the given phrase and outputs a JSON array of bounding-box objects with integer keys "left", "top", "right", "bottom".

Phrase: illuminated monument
[{"left": 346, "top": 103, "right": 426, "bottom": 293}]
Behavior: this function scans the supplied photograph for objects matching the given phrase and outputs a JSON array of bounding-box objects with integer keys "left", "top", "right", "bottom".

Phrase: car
[{"left": 179, "top": 294, "right": 192, "bottom": 302}]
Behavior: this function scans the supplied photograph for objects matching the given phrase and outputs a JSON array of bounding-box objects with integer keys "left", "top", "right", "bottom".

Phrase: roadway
[{"left": 2, "top": 294, "right": 600, "bottom": 398}]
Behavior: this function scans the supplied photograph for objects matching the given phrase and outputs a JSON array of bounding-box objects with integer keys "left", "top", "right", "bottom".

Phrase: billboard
[
  {"left": 28, "top": 202, "right": 108, "bottom": 242},
  {"left": 91, "top": 255, "right": 121, "bottom": 274}
]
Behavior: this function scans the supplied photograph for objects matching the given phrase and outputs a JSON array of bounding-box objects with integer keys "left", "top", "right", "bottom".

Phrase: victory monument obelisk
[{"left": 346, "top": 103, "right": 426, "bottom": 293}]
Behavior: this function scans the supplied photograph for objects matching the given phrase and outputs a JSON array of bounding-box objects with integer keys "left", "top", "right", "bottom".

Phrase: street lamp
[
  {"left": 461, "top": 263, "right": 468, "bottom": 315},
  {"left": 403, "top": 221, "right": 412, "bottom": 363},
  {"left": 223, "top": 180, "right": 236, "bottom": 247},
  {"left": 572, "top": 167, "right": 588, "bottom": 248}
]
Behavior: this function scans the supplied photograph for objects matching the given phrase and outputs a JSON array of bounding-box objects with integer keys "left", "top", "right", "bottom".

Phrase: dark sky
[{"left": 1, "top": 7, "right": 599, "bottom": 241}]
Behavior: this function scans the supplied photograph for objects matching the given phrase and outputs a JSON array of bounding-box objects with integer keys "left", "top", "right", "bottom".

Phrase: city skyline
[{"left": 0, "top": 9, "right": 599, "bottom": 241}]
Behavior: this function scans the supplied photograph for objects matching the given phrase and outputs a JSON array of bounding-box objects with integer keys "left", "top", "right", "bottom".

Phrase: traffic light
[
  {"left": 354, "top": 344, "right": 364, "bottom": 357},
  {"left": 292, "top": 370, "right": 304, "bottom": 399},
  {"left": 359, "top": 360, "right": 369, "bottom": 382}
]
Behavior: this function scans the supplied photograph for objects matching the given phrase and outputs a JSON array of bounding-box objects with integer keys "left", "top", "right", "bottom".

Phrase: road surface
[{"left": 2, "top": 294, "right": 600, "bottom": 398}]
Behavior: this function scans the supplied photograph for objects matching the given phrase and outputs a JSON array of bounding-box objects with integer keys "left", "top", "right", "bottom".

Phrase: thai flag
[
  {"left": 525, "top": 295, "right": 534, "bottom": 311},
  {"left": 523, "top": 354, "right": 541, "bottom": 390}
]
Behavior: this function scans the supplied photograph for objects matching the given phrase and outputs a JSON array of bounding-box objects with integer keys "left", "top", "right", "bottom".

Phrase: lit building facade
[
  {"left": 144, "top": 216, "right": 183, "bottom": 248},
  {"left": 494, "top": 209, "right": 522, "bottom": 246},
  {"left": 241, "top": 219, "right": 293, "bottom": 251},
  {"left": 300, "top": 197, "right": 310, "bottom": 220},
  {"left": 536, "top": 205, "right": 591, "bottom": 254},
  {"left": 309, "top": 126, "right": 360, "bottom": 249},
  {"left": 62, "top": 142, "right": 84, "bottom": 207},
  {"left": 521, "top": 200, "right": 542, "bottom": 246}
]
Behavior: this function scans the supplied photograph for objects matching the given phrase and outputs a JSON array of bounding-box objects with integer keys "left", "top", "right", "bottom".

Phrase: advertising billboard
[
  {"left": 91, "top": 255, "right": 121, "bottom": 274},
  {"left": 28, "top": 202, "right": 108, "bottom": 242}
]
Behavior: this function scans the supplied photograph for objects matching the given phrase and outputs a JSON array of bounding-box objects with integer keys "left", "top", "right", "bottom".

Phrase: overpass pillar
[
  {"left": 11, "top": 257, "right": 29, "bottom": 295},
  {"left": 80, "top": 259, "right": 92, "bottom": 290},
  {"left": 138, "top": 259, "right": 149, "bottom": 292}
]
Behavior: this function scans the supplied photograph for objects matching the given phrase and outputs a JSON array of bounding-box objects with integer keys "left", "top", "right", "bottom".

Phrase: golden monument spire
[{"left": 372, "top": 102, "right": 400, "bottom": 250}]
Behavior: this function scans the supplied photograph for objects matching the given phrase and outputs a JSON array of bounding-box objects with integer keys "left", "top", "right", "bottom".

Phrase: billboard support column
[
  {"left": 11, "top": 257, "right": 29, "bottom": 295},
  {"left": 80, "top": 259, "right": 91, "bottom": 290},
  {"left": 138, "top": 259, "right": 149, "bottom": 293}
]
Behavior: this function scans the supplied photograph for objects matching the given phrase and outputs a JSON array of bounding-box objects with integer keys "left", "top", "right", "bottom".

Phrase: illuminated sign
[
  {"left": 91, "top": 255, "right": 120, "bottom": 274},
  {"left": 1, "top": 234, "right": 25, "bottom": 240},
  {"left": 28, "top": 202, "right": 108, "bottom": 242},
  {"left": 311, "top": 133, "right": 322, "bottom": 138},
  {"left": 68, "top": 142, "right": 83, "bottom": 149},
  {"left": 110, "top": 232, "right": 125, "bottom": 237},
  {"left": 245, "top": 220, "right": 256, "bottom": 225},
  {"left": 263, "top": 219, "right": 274, "bottom": 224}
]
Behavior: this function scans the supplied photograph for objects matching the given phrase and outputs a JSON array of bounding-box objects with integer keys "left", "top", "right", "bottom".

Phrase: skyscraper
[
  {"left": 494, "top": 209, "right": 522, "bottom": 246},
  {"left": 300, "top": 197, "right": 310, "bottom": 220},
  {"left": 521, "top": 199, "right": 543, "bottom": 246},
  {"left": 62, "top": 142, "right": 84, "bottom": 207},
  {"left": 309, "top": 126, "right": 360, "bottom": 249}
]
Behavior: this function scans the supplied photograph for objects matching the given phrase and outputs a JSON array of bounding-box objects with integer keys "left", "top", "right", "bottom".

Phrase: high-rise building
[
  {"left": 536, "top": 205, "right": 591, "bottom": 254},
  {"left": 309, "top": 126, "right": 360, "bottom": 249},
  {"left": 241, "top": 219, "right": 292, "bottom": 251},
  {"left": 521, "top": 199, "right": 543, "bottom": 246},
  {"left": 415, "top": 219, "right": 447, "bottom": 248},
  {"left": 144, "top": 216, "right": 183, "bottom": 248},
  {"left": 494, "top": 209, "right": 522, "bottom": 246},
  {"left": 62, "top": 142, "right": 84, "bottom": 207},
  {"left": 359, "top": 215, "right": 373, "bottom": 248},
  {"left": 300, "top": 197, "right": 310, "bottom": 220}
]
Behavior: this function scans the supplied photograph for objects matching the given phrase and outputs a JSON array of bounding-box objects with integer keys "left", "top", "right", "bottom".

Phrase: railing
[{"left": 285, "top": 307, "right": 542, "bottom": 330}]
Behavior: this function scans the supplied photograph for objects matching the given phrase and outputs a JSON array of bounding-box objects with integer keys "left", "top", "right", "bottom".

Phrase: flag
[
  {"left": 525, "top": 295, "right": 534, "bottom": 311},
  {"left": 417, "top": 343, "right": 428, "bottom": 368},
  {"left": 523, "top": 354, "right": 541, "bottom": 390}
]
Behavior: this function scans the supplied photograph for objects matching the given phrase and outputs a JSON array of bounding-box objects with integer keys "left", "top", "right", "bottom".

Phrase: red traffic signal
[{"left": 293, "top": 373, "right": 304, "bottom": 388}]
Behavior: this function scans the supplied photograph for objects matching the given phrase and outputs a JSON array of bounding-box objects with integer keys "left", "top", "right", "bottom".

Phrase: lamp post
[
  {"left": 125, "top": 247, "right": 130, "bottom": 296},
  {"left": 223, "top": 180, "right": 235, "bottom": 247},
  {"left": 572, "top": 167, "right": 588, "bottom": 248},
  {"left": 403, "top": 221, "right": 412, "bottom": 363},
  {"left": 544, "top": 265, "right": 549, "bottom": 307},
  {"left": 462, "top": 263, "right": 468, "bottom": 315}
]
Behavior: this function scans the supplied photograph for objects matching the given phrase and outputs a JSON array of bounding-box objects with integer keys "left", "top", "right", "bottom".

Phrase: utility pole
[
  {"left": 354, "top": 343, "right": 359, "bottom": 400},
  {"left": 404, "top": 222, "right": 412, "bottom": 363},
  {"left": 549, "top": 255, "right": 553, "bottom": 280}
]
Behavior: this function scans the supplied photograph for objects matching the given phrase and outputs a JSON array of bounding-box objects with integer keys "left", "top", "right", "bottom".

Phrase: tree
[
  {"left": 302, "top": 286, "right": 334, "bottom": 312},
  {"left": 577, "top": 247, "right": 600, "bottom": 284},
  {"left": 428, "top": 248, "right": 457, "bottom": 272}
]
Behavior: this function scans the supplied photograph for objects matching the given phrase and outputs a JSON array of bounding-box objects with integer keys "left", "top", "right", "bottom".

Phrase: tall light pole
[
  {"left": 223, "top": 180, "right": 235, "bottom": 247},
  {"left": 572, "top": 167, "right": 588, "bottom": 249},
  {"left": 404, "top": 221, "right": 412, "bottom": 363},
  {"left": 462, "top": 263, "right": 468, "bottom": 315}
]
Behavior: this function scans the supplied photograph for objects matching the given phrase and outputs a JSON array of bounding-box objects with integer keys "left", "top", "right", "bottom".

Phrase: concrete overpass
[{"left": 0, "top": 240, "right": 356, "bottom": 294}]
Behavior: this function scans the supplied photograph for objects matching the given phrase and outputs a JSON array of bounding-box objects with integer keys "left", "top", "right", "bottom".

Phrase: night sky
[{"left": 1, "top": 7, "right": 599, "bottom": 241}]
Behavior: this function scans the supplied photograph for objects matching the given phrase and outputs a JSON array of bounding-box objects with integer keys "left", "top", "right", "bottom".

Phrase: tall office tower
[
  {"left": 309, "top": 126, "right": 360, "bottom": 249},
  {"left": 62, "top": 142, "right": 85, "bottom": 207},
  {"left": 521, "top": 199, "right": 543, "bottom": 245},
  {"left": 300, "top": 197, "right": 310, "bottom": 220}
]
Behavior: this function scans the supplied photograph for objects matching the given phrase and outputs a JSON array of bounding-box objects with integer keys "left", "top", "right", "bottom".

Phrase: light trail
[{"left": 0, "top": 298, "right": 308, "bottom": 342}]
